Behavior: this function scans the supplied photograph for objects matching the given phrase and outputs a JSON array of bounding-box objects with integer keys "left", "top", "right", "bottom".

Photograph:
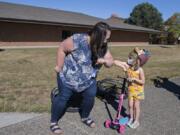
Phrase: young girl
[{"left": 114, "top": 47, "right": 150, "bottom": 129}]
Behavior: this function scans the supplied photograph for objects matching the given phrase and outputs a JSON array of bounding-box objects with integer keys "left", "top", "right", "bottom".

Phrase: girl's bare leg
[
  {"left": 127, "top": 98, "right": 134, "bottom": 126},
  {"left": 134, "top": 99, "right": 140, "bottom": 123},
  {"left": 128, "top": 98, "right": 134, "bottom": 119},
  {"left": 129, "top": 99, "right": 140, "bottom": 128}
]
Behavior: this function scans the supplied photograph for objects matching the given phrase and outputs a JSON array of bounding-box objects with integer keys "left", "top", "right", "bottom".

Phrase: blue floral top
[{"left": 58, "top": 33, "right": 97, "bottom": 92}]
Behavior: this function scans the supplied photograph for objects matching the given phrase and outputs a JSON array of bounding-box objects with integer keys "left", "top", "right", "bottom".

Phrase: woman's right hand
[{"left": 54, "top": 66, "right": 60, "bottom": 73}]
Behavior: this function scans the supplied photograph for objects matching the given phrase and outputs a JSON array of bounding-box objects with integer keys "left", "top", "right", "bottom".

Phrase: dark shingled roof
[{"left": 0, "top": 2, "right": 160, "bottom": 33}]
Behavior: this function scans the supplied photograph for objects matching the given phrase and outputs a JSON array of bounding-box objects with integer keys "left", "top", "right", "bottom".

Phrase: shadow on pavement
[
  {"left": 96, "top": 77, "right": 129, "bottom": 120},
  {"left": 152, "top": 76, "right": 180, "bottom": 100},
  {"left": 51, "top": 77, "right": 129, "bottom": 117},
  {"left": 101, "top": 96, "right": 128, "bottom": 121}
]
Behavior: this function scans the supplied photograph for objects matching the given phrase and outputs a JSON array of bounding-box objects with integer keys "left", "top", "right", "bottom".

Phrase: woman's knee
[
  {"left": 54, "top": 88, "right": 73, "bottom": 104},
  {"left": 55, "top": 94, "right": 68, "bottom": 103},
  {"left": 83, "top": 90, "right": 96, "bottom": 99},
  {"left": 84, "top": 82, "right": 97, "bottom": 97}
]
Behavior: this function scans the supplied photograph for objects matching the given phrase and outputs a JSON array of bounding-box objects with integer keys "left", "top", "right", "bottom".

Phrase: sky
[{"left": 0, "top": 0, "right": 179, "bottom": 21}]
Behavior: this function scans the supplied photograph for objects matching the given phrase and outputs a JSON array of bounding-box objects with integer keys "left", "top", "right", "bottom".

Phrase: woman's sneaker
[
  {"left": 127, "top": 118, "right": 133, "bottom": 127},
  {"left": 129, "top": 121, "right": 140, "bottom": 129}
]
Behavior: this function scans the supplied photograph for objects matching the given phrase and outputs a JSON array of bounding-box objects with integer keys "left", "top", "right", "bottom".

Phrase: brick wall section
[
  {"left": 0, "top": 22, "right": 62, "bottom": 42},
  {"left": 0, "top": 21, "right": 150, "bottom": 46},
  {"left": 110, "top": 30, "right": 149, "bottom": 42}
]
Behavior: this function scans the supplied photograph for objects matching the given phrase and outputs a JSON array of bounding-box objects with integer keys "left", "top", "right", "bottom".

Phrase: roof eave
[
  {"left": 111, "top": 27, "right": 161, "bottom": 33},
  {"left": 0, "top": 17, "right": 93, "bottom": 28},
  {"left": 0, "top": 17, "right": 161, "bottom": 33}
]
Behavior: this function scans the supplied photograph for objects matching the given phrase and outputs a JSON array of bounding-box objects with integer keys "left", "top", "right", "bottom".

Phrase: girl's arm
[
  {"left": 133, "top": 68, "right": 145, "bottom": 85},
  {"left": 97, "top": 50, "right": 114, "bottom": 68},
  {"left": 114, "top": 60, "right": 129, "bottom": 71},
  {"left": 55, "top": 37, "right": 73, "bottom": 73}
]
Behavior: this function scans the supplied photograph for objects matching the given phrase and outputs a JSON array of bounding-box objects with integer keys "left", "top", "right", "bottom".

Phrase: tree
[
  {"left": 164, "top": 13, "right": 180, "bottom": 44},
  {"left": 126, "top": 2, "right": 163, "bottom": 30}
]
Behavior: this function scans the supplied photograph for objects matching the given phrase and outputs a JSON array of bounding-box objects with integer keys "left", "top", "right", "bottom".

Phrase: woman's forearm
[{"left": 104, "top": 57, "right": 114, "bottom": 67}]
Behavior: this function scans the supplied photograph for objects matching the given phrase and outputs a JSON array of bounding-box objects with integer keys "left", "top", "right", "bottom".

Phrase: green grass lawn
[{"left": 0, "top": 46, "right": 180, "bottom": 112}]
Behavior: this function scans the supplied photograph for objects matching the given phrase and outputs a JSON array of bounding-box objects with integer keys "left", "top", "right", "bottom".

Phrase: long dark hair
[{"left": 88, "top": 22, "right": 111, "bottom": 67}]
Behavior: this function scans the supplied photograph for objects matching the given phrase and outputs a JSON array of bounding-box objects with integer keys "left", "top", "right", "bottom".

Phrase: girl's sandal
[
  {"left": 50, "top": 123, "right": 63, "bottom": 134},
  {"left": 82, "top": 118, "right": 96, "bottom": 128}
]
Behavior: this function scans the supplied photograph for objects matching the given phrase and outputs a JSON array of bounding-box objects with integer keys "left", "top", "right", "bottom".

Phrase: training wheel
[
  {"left": 118, "top": 125, "right": 125, "bottom": 134},
  {"left": 104, "top": 120, "right": 111, "bottom": 128}
]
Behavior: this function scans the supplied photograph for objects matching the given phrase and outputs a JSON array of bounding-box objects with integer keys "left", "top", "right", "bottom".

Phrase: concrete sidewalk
[
  {"left": 0, "top": 78, "right": 179, "bottom": 135},
  {"left": 0, "top": 113, "right": 41, "bottom": 128}
]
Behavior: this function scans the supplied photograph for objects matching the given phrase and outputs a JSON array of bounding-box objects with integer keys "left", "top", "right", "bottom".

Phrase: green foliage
[
  {"left": 165, "top": 13, "right": 180, "bottom": 26},
  {"left": 165, "top": 13, "right": 180, "bottom": 44},
  {"left": 126, "top": 2, "right": 163, "bottom": 30}
]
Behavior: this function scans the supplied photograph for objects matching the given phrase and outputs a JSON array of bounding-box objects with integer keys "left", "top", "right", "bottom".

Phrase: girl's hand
[
  {"left": 114, "top": 60, "right": 129, "bottom": 71},
  {"left": 121, "top": 62, "right": 129, "bottom": 71},
  {"left": 122, "top": 62, "right": 129, "bottom": 69},
  {"left": 127, "top": 77, "right": 132, "bottom": 82},
  {"left": 127, "top": 77, "right": 135, "bottom": 83},
  {"left": 54, "top": 66, "right": 61, "bottom": 73}
]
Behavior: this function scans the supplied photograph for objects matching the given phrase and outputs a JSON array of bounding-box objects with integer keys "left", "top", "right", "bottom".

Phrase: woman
[{"left": 50, "top": 22, "right": 113, "bottom": 134}]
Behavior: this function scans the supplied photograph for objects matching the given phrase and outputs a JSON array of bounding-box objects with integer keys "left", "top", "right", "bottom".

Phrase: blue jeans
[{"left": 51, "top": 75, "right": 97, "bottom": 123}]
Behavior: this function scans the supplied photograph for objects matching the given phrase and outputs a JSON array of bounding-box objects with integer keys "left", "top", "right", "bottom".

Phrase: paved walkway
[
  {"left": 0, "top": 78, "right": 179, "bottom": 135},
  {"left": 0, "top": 113, "right": 41, "bottom": 128}
]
